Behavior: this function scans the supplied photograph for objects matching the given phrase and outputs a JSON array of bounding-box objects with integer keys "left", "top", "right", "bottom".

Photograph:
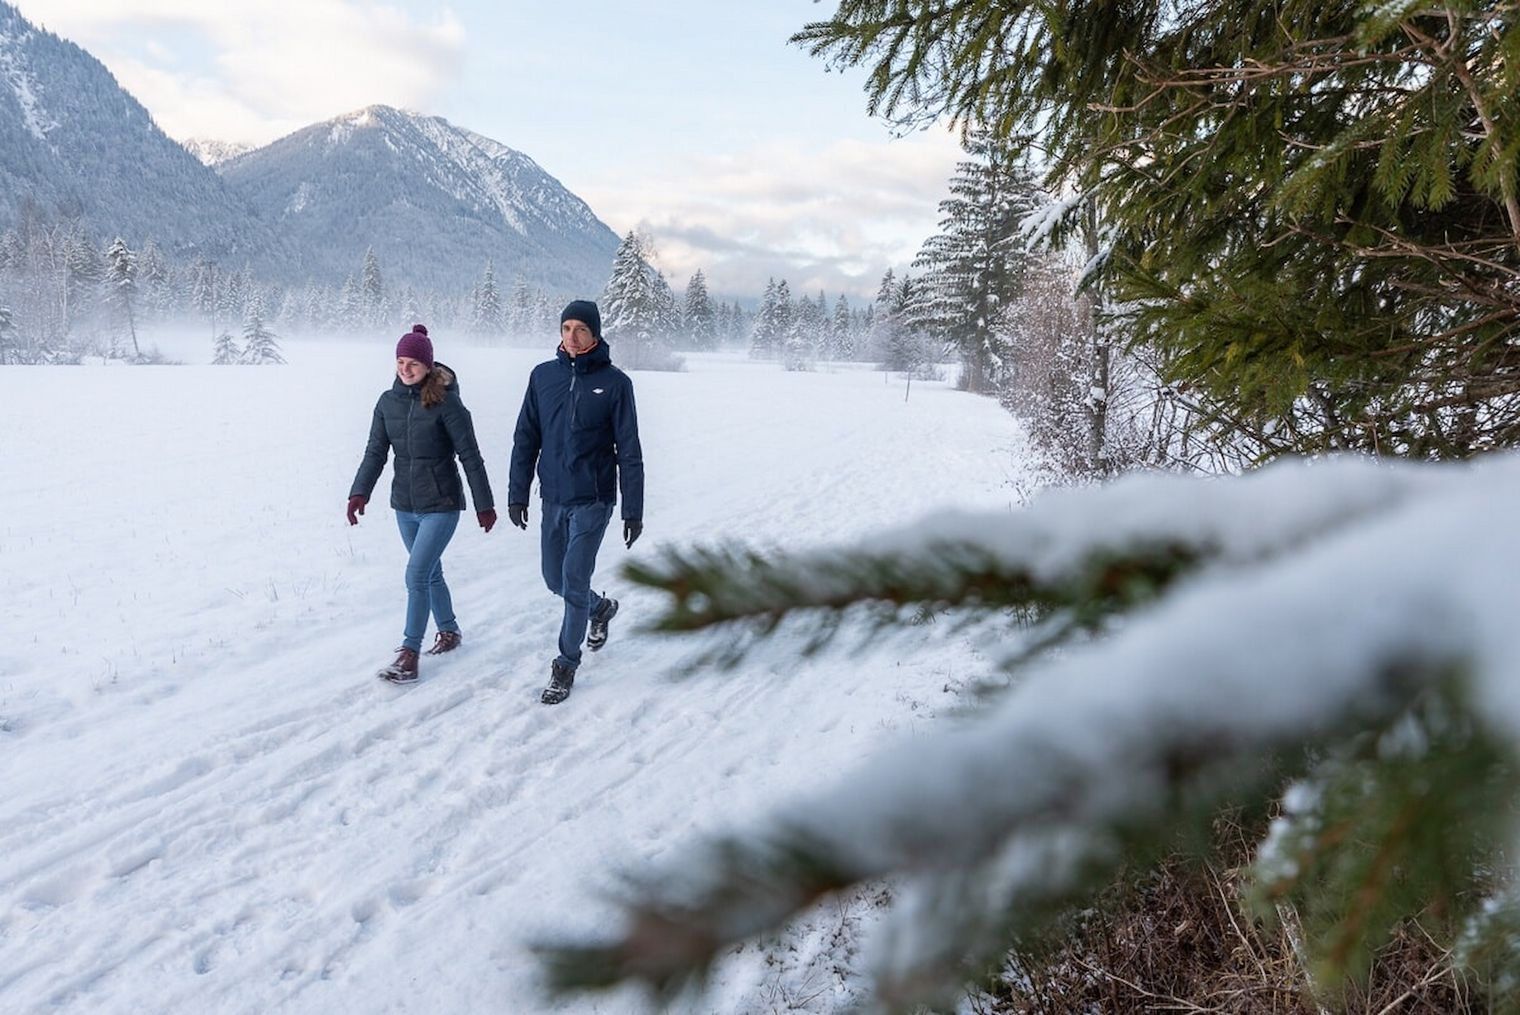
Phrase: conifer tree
[
  {"left": 783, "top": 286, "right": 822, "bottom": 371},
  {"left": 0, "top": 303, "right": 18, "bottom": 365},
  {"left": 104, "top": 237, "right": 140, "bottom": 359},
  {"left": 602, "top": 232, "right": 682, "bottom": 370},
  {"left": 220, "top": 265, "right": 251, "bottom": 332},
  {"left": 136, "top": 240, "right": 173, "bottom": 321},
  {"left": 749, "top": 279, "right": 780, "bottom": 359},
  {"left": 682, "top": 270, "right": 716, "bottom": 350},
  {"left": 0, "top": 228, "right": 21, "bottom": 272},
  {"left": 507, "top": 276, "right": 535, "bottom": 337},
  {"left": 471, "top": 260, "right": 503, "bottom": 336},
  {"left": 793, "top": 0, "right": 1520, "bottom": 457},
  {"left": 191, "top": 260, "right": 219, "bottom": 339},
  {"left": 867, "top": 268, "right": 899, "bottom": 366},
  {"left": 211, "top": 330, "right": 241, "bottom": 365},
  {"left": 62, "top": 230, "right": 102, "bottom": 336},
  {"left": 539, "top": 456, "right": 1520, "bottom": 1012},
  {"left": 914, "top": 132, "right": 1046, "bottom": 395},
  {"left": 831, "top": 294, "right": 854, "bottom": 360},
  {"left": 360, "top": 247, "right": 385, "bottom": 327},
  {"left": 399, "top": 286, "right": 421, "bottom": 331},
  {"left": 337, "top": 274, "right": 362, "bottom": 329},
  {"left": 239, "top": 295, "right": 284, "bottom": 365}
]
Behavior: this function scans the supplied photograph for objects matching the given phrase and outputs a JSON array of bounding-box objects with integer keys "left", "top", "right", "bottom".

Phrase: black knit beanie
[{"left": 560, "top": 300, "right": 602, "bottom": 339}]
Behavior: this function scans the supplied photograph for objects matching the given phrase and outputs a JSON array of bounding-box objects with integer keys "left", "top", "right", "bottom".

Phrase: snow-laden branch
[
  {"left": 544, "top": 453, "right": 1520, "bottom": 1009},
  {"left": 627, "top": 456, "right": 1452, "bottom": 643}
]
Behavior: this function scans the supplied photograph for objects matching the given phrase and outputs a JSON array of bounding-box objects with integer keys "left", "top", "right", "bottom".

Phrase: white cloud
[
  {"left": 579, "top": 129, "right": 966, "bottom": 300},
  {"left": 13, "top": 0, "right": 465, "bottom": 142}
]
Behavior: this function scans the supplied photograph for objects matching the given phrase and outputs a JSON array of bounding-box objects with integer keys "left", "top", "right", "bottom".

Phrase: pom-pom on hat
[
  {"left": 560, "top": 300, "right": 601, "bottom": 339},
  {"left": 396, "top": 326, "right": 434, "bottom": 369}
]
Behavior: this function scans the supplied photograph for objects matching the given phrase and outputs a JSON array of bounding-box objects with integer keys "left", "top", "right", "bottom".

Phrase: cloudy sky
[{"left": 13, "top": 0, "right": 965, "bottom": 300}]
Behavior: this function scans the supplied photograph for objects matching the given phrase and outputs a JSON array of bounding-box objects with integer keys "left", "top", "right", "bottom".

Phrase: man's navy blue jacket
[{"left": 507, "top": 339, "right": 644, "bottom": 520}]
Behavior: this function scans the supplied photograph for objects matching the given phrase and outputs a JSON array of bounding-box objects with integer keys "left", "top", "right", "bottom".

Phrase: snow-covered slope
[
  {"left": 0, "top": 1, "right": 277, "bottom": 261},
  {"left": 220, "top": 105, "right": 621, "bottom": 295},
  {"left": 0, "top": 341, "right": 1035, "bottom": 1013},
  {"left": 183, "top": 138, "right": 255, "bottom": 167}
]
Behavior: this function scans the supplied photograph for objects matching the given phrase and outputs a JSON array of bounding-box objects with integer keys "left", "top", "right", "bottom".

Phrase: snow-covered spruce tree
[
  {"left": 783, "top": 288, "right": 823, "bottom": 371},
  {"left": 62, "top": 229, "right": 103, "bottom": 340},
  {"left": 913, "top": 132, "right": 1046, "bottom": 395},
  {"left": 865, "top": 268, "right": 898, "bottom": 366},
  {"left": 827, "top": 293, "right": 853, "bottom": 361},
  {"left": 881, "top": 273, "right": 934, "bottom": 384},
  {"left": 471, "top": 260, "right": 503, "bottom": 337},
  {"left": 601, "top": 231, "right": 683, "bottom": 371},
  {"left": 794, "top": 1, "right": 1520, "bottom": 458},
  {"left": 239, "top": 295, "right": 284, "bottom": 365},
  {"left": 211, "top": 330, "right": 241, "bottom": 365},
  {"left": 359, "top": 247, "right": 386, "bottom": 328},
  {"left": 0, "top": 304, "right": 19, "bottom": 365},
  {"left": 682, "top": 270, "right": 716, "bottom": 350},
  {"left": 507, "top": 276, "right": 535, "bottom": 339},
  {"left": 749, "top": 279, "right": 781, "bottom": 359},
  {"left": 719, "top": 300, "right": 748, "bottom": 349},
  {"left": 337, "top": 274, "right": 362, "bottom": 330},
  {"left": 104, "top": 237, "right": 140, "bottom": 360},
  {"left": 190, "top": 260, "right": 219, "bottom": 339},
  {"left": 398, "top": 286, "right": 422, "bottom": 333},
  {"left": 136, "top": 240, "right": 173, "bottom": 323},
  {"left": 539, "top": 455, "right": 1520, "bottom": 1012}
]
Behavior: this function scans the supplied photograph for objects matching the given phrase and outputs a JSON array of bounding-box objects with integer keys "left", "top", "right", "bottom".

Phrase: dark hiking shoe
[
  {"left": 426, "top": 630, "right": 462, "bottom": 655},
  {"left": 378, "top": 647, "right": 420, "bottom": 684},
  {"left": 540, "top": 661, "right": 576, "bottom": 705},
  {"left": 586, "top": 594, "right": 619, "bottom": 653}
]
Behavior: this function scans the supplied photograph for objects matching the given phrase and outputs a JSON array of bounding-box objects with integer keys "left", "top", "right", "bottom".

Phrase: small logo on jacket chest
[{"left": 592, "top": 388, "right": 606, "bottom": 395}]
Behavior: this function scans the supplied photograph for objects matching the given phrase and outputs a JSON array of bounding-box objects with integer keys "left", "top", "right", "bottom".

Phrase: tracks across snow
[{"left": 0, "top": 344, "right": 1035, "bottom": 1013}]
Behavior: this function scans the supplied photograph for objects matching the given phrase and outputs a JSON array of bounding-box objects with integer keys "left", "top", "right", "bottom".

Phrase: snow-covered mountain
[
  {"left": 182, "top": 138, "right": 254, "bottom": 167},
  {"left": 0, "top": 1, "right": 275, "bottom": 261},
  {"left": 220, "top": 105, "right": 621, "bottom": 295}
]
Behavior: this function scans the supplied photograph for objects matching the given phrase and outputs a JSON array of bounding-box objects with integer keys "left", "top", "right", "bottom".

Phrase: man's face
[{"left": 561, "top": 319, "right": 597, "bottom": 356}]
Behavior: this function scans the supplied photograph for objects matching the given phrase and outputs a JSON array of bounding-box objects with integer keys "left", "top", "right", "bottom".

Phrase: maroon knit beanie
[{"left": 396, "top": 324, "right": 433, "bottom": 368}]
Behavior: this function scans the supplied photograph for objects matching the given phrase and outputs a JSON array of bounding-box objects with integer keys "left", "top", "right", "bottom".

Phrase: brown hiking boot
[
  {"left": 378, "top": 647, "right": 420, "bottom": 684},
  {"left": 426, "top": 630, "right": 462, "bottom": 655}
]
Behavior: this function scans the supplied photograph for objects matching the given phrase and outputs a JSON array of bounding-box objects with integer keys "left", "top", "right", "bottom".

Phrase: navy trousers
[{"left": 540, "top": 500, "right": 614, "bottom": 670}]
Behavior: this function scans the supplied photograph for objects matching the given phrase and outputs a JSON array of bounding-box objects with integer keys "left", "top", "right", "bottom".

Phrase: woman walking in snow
[{"left": 347, "top": 325, "right": 497, "bottom": 683}]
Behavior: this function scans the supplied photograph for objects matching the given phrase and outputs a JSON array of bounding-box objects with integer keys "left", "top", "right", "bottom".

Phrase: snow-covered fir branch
[{"left": 542, "top": 453, "right": 1520, "bottom": 1011}]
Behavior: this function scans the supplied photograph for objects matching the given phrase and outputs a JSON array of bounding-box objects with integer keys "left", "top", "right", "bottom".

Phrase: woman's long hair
[{"left": 421, "top": 367, "right": 448, "bottom": 409}]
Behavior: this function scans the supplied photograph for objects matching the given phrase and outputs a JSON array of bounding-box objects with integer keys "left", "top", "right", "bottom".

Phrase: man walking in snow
[{"left": 507, "top": 300, "right": 644, "bottom": 705}]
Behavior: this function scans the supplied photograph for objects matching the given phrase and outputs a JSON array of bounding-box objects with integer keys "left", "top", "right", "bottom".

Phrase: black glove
[
  {"left": 508, "top": 504, "right": 528, "bottom": 530},
  {"left": 623, "top": 519, "right": 642, "bottom": 549}
]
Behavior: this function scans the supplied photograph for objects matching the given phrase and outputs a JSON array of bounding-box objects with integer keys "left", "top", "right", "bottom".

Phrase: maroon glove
[
  {"left": 477, "top": 509, "right": 497, "bottom": 533},
  {"left": 346, "top": 494, "right": 367, "bottom": 526}
]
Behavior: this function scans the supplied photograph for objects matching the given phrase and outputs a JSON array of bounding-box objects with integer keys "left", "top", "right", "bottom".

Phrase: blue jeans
[
  {"left": 395, "top": 510, "right": 461, "bottom": 652},
  {"left": 540, "top": 500, "right": 614, "bottom": 670}
]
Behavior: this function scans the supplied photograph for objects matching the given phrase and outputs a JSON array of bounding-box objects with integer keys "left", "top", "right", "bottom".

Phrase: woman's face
[{"left": 396, "top": 357, "right": 429, "bottom": 385}]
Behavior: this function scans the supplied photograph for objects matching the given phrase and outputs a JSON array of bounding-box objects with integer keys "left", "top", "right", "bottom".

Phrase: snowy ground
[{"left": 0, "top": 339, "right": 1036, "bottom": 1014}]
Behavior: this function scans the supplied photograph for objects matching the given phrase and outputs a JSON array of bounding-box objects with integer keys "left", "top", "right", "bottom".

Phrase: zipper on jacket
[{"left": 406, "top": 394, "right": 417, "bottom": 512}]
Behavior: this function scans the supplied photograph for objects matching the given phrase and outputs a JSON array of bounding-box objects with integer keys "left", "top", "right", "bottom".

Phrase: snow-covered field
[{"left": 0, "top": 340, "right": 1035, "bottom": 1014}]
